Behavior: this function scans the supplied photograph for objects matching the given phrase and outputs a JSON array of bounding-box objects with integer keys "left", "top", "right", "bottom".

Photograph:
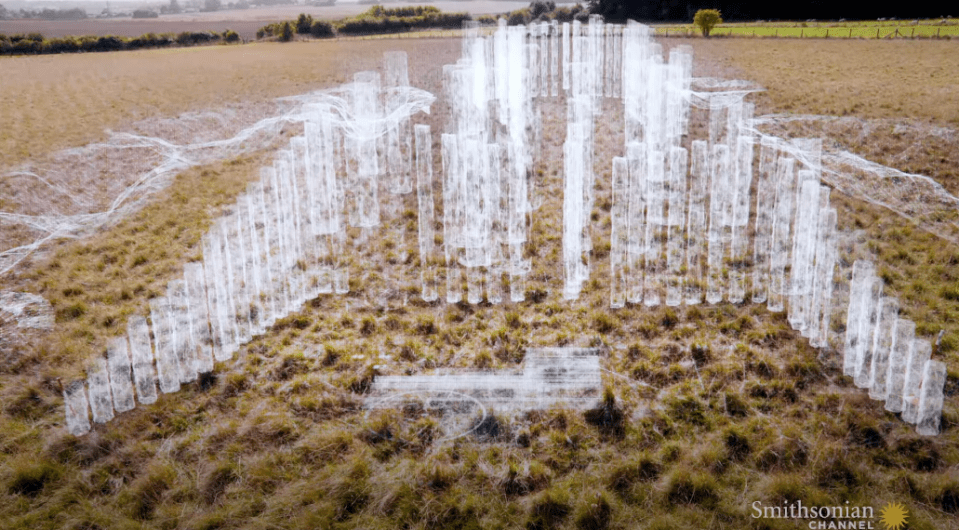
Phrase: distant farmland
[{"left": 0, "top": 1, "right": 536, "bottom": 41}]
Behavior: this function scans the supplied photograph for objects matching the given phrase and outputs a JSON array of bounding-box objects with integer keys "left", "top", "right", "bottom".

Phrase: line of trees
[
  {"left": 256, "top": 7, "right": 471, "bottom": 39},
  {"left": 478, "top": 1, "right": 591, "bottom": 26},
  {"left": 0, "top": 5, "right": 87, "bottom": 20},
  {"left": 0, "top": 29, "right": 240, "bottom": 55}
]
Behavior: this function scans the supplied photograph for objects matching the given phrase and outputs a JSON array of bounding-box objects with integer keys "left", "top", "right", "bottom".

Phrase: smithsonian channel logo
[{"left": 750, "top": 500, "right": 909, "bottom": 529}]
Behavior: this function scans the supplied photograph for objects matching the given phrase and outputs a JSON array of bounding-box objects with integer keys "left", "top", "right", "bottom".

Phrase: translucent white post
[
  {"left": 563, "top": 131, "right": 588, "bottom": 300},
  {"left": 885, "top": 318, "right": 916, "bottom": 412},
  {"left": 106, "top": 336, "right": 135, "bottom": 413},
  {"left": 854, "top": 275, "right": 884, "bottom": 389},
  {"left": 902, "top": 339, "right": 932, "bottom": 423},
  {"left": 442, "top": 133, "right": 463, "bottom": 304},
  {"left": 87, "top": 357, "right": 114, "bottom": 424},
  {"left": 665, "top": 146, "right": 687, "bottom": 306},
  {"left": 127, "top": 316, "right": 158, "bottom": 405},
  {"left": 843, "top": 260, "right": 875, "bottom": 376},
  {"left": 550, "top": 20, "right": 559, "bottom": 97},
  {"left": 149, "top": 297, "right": 181, "bottom": 394},
  {"left": 706, "top": 143, "right": 729, "bottom": 304},
  {"left": 768, "top": 157, "right": 796, "bottom": 312},
  {"left": 809, "top": 206, "right": 837, "bottom": 348},
  {"left": 610, "top": 156, "right": 629, "bottom": 308},
  {"left": 644, "top": 151, "right": 666, "bottom": 306},
  {"left": 626, "top": 142, "right": 646, "bottom": 304},
  {"left": 685, "top": 140, "right": 708, "bottom": 305},
  {"left": 788, "top": 177, "right": 821, "bottom": 330},
  {"left": 415, "top": 124, "right": 438, "bottom": 302},
  {"left": 728, "top": 132, "right": 754, "bottom": 304},
  {"left": 168, "top": 279, "right": 198, "bottom": 384},
  {"left": 867, "top": 296, "right": 899, "bottom": 398},
  {"left": 562, "top": 22, "right": 571, "bottom": 92},
  {"left": 184, "top": 262, "right": 214, "bottom": 373},
  {"left": 63, "top": 380, "right": 91, "bottom": 436},
  {"left": 752, "top": 136, "right": 778, "bottom": 303}
]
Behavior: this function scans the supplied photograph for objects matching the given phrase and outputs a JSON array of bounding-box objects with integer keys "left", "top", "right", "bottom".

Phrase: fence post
[
  {"left": 826, "top": 28, "right": 829, "bottom": 38},
  {"left": 800, "top": 28, "right": 803, "bottom": 38},
  {"left": 876, "top": 27, "right": 880, "bottom": 38},
  {"left": 850, "top": 28, "right": 853, "bottom": 38}
]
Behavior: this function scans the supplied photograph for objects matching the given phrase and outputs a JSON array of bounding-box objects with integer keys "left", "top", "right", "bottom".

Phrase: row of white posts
[{"left": 844, "top": 260, "right": 946, "bottom": 435}]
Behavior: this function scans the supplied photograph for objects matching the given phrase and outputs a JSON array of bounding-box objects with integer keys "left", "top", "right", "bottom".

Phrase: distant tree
[
  {"left": 202, "top": 0, "right": 220, "bottom": 12},
  {"left": 506, "top": 9, "right": 529, "bottom": 26},
  {"left": 529, "top": 1, "right": 555, "bottom": 20},
  {"left": 588, "top": 0, "right": 637, "bottom": 21},
  {"left": 278, "top": 20, "right": 294, "bottom": 41},
  {"left": 693, "top": 9, "right": 721, "bottom": 37},
  {"left": 309, "top": 20, "right": 335, "bottom": 38},
  {"left": 0, "top": 4, "right": 8, "bottom": 19},
  {"left": 295, "top": 13, "right": 313, "bottom": 34},
  {"left": 168, "top": 0, "right": 182, "bottom": 13},
  {"left": 39, "top": 7, "right": 87, "bottom": 20}
]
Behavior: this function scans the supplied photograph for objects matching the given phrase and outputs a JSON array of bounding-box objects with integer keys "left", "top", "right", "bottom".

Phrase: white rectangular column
[
  {"left": 752, "top": 136, "right": 778, "bottom": 303},
  {"left": 665, "top": 146, "right": 687, "bottom": 306},
  {"left": 127, "top": 316, "right": 158, "bottom": 405},
  {"left": 685, "top": 140, "right": 708, "bottom": 305},
  {"left": 902, "top": 339, "right": 932, "bottom": 423},
  {"left": 843, "top": 260, "right": 875, "bottom": 376},
  {"left": 885, "top": 318, "right": 916, "bottom": 412},
  {"left": 854, "top": 275, "right": 884, "bottom": 388},
  {"left": 87, "top": 357, "right": 114, "bottom": 424},
  {"left": 149, "top": 296, "right": 181, "bottom": 394},
  {"left": 107, "top": 337, "right": 135, "bottom": 413},
  {"left": 63, "top": 380, "right": 91, "bottom": 436},
  {"left": 610, "top": 156, "right": 628, "bottom": 308}
]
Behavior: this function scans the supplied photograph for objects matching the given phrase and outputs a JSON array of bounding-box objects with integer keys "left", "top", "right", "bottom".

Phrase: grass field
[
  {"left": 1, "top": 35, "right": 958, "bottom": 529},
  {"left": 659, "top": 19, "right": 959, "bottom": 38}
]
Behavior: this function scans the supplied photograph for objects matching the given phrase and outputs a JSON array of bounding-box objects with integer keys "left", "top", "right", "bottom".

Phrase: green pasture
[{"left": 656, "top": 19, "right": 959, "bottom": 38}]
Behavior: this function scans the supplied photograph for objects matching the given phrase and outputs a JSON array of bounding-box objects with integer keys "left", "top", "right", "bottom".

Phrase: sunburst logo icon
[{"left": 879, "top": 502, "right": 908, "bottom": 530}]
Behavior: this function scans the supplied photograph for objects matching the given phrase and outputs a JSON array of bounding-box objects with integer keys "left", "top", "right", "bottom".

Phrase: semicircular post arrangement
[{"left": 44, "top": 18, "right": 948, "bottom": 439}]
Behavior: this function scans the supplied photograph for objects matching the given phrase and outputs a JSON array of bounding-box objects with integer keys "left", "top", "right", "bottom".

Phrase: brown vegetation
[{"left": 0, "top": 35, "right": 957, "bottom": 530}]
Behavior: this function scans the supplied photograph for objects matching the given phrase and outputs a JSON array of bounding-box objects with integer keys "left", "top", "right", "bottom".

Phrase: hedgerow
[
  {"left": 256, "top": 7, "right": 472, "bottom": 41},
  {"left": 0, "top": 29, "right": 241, "bottom": 55}
]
